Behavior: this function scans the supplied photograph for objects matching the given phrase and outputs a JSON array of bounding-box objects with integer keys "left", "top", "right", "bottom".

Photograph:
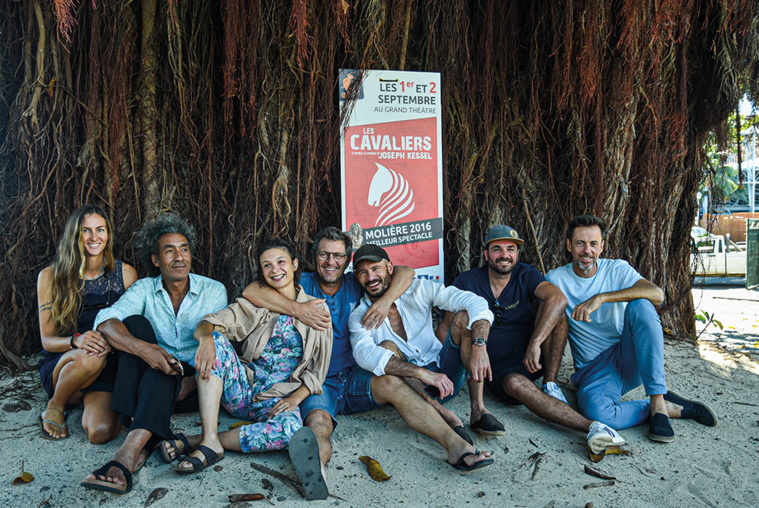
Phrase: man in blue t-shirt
[
  {"left": 438, "top": 225, "right": 626, "bottom": 456},
  {"left": 243, "top": 227, "right": 491, "bottom": 498},
  {"left": 546, "top": 215, "right": 717, "bottom": 444}
]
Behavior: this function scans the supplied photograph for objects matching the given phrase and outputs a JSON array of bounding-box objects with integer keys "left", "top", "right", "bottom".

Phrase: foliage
[{"left": 0, "top": 1, "right": 758, "bottom": 370}]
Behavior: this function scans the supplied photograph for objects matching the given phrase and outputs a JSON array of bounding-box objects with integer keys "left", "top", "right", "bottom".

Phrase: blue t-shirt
[
  {"left": 453, "top": 263, "right": 544, "bottom": 364},
  {"left": 545, "top": 258, "right": 643, "bottom": 370},
  {"left": 300, "top": 272, "right": 363, "bottom": 375}
]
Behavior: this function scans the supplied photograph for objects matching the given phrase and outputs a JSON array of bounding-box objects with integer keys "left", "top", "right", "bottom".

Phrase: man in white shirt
[{"left": 349, "top": 244, "right": 506, "bottom": 438}]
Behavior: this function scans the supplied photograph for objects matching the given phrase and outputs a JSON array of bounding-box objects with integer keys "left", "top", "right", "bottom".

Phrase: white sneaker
[
  {"left": 587, "top": 421, "right": 626, "bottom": 454},
  {"left": 542, "top": 381, "right": 569, "bottom": 405}
]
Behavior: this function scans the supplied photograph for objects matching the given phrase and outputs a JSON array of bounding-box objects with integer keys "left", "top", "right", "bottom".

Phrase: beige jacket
[{"left": 201, "top": 286, "right": 333, "bottom": 402}]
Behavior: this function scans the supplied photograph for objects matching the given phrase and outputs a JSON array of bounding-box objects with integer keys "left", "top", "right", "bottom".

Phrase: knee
[
  {"left": 73, "top": 351, "right": 108, "bottom": 375},
  {"left": 372, "top": 373, "right": 405, "bottom": 394},
  {"left": 625, "top": 299, "right": 657, "bottom": 320},
  {"left": 502, "top": 373, "right": 530, "bottom": 397},
  {"left": 304, "top": 410, "right": 334, "bottom": 436},
  {"left": 378, "top": 340, "right": 403, "bottom": 357},
  {"left": 122, "top": 315, "right": 157, "bottom": 344},
  {"left": 450, "top": 311, "right": 470, "bottom": 344},
  {"left": 84, "top": 419, "right": 119, "bottom": 445}
]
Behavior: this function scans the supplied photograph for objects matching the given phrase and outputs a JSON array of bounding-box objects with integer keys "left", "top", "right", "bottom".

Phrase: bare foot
[
  {"left": 84, "top": 444, "right": 150, "bottom": 487},
  {"left": 41, "top": 405, "right": 68, "bottom": 439}
]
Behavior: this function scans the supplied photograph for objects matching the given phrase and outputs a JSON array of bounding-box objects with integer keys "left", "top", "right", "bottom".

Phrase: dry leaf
[
  {"left": 228, "top": 494, "right": 265, "bottom": 502},
  {"left": 144, "top": 487, "right": 168, "bottom": 507},
  {"left": 11, "top": 462, "right": 34, "bottom": 485},
  {"left": 359, "top": 456, "right": 391, "bottom": 482},
  {"left": 230, "top": 421, "right": 254, "bottom": 429},
  {"left": 588, "top": 445, "right": 630, "bottom": 463}
]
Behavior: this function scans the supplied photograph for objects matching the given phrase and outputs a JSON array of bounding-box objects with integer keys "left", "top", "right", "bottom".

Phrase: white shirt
[{"left": 348, "top": 279, "right": 493, "bottom": 376}]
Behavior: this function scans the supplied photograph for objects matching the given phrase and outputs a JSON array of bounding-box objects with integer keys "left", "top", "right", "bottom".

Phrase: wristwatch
[{"left": 471, "top": 337, "right": 487, "bottom": 347}]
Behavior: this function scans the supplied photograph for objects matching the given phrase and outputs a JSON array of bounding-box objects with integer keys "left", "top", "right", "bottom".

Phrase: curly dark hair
[{"left": 134, "top": 213, "right": 198, "bottom": 276}]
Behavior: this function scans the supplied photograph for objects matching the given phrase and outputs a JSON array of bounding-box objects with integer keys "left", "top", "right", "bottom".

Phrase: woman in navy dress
[{"left": 37, "top": 205, "right": 137, "bottom": 442}]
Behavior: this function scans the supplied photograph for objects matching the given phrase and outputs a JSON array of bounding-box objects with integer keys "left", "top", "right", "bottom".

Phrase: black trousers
[{"left": 111, "top": 315, "right": 198, "bottom": 441}]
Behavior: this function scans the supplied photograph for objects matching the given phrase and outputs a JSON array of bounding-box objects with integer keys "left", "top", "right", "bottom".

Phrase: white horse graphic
[{"left": 367, "top": 163, "right": 415, "bottom": 227}]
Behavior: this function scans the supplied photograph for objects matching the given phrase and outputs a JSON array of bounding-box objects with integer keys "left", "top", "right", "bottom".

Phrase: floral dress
[{"left": 211, "top": 314, "right": 304, "bottom": 452}]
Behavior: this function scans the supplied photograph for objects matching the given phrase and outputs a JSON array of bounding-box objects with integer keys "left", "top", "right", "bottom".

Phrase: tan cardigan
[{"left": 200, "top": 286, "right": 333, "bottom": 403}]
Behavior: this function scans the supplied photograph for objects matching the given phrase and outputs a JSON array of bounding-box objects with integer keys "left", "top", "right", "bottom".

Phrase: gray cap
[
  {"left": 353, "top": 244, "right": 390, "bottom": 264},
  {"left": 484, "top": 225, "right": 524, "bottom": 246}
]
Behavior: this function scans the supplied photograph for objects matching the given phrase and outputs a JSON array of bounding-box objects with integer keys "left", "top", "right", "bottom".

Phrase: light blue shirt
[
  {"left": 93, "top": 273, "right": 228, "bottom": 364},
  {"left": 349, "top": 279, "right": 493, "bottom": 377},
  {"left": 546, "top": 258, "right": 642, "bottom": 370}
]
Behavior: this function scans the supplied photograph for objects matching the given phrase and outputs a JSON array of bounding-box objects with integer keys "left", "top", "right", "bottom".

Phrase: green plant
[{"left": 695, "top": 310, "right": 724, "bottom": 340}]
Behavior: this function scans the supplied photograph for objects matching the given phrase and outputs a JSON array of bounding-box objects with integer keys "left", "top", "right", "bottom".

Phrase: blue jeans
[
  {"left": 421, "top": 332, "right": 466, "bottom": 404},
  {"left": 299, "top": 366, "right": 378, "bottom": 429},
  {"left": 571, "top": 299, "right": 667, "bottom": 429}
]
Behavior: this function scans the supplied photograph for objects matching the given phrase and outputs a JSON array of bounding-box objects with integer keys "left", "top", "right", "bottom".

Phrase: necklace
[{"left": 84, "top": 262, "right": 105, "bottom": 281}]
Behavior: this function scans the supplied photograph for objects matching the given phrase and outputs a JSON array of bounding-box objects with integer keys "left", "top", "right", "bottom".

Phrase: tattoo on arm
[{"left": 39, "top": 302, "right": 52, "bottom": 312}]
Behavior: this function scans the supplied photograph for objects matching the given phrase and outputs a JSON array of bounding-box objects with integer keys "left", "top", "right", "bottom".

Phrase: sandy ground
[{"left": 1, "top": 284, "right": 758, "bottom": 508}]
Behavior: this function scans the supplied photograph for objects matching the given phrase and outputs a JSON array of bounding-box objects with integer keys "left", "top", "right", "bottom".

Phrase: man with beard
[
  {"left": 546, "top": 215, "right": 717, "bottom": 443},
  {"left": 349, "top": 243, "right": 506, "bottom": 443},
  {"left": 436, "top": 225, "right": 627, "bottom": 456}
]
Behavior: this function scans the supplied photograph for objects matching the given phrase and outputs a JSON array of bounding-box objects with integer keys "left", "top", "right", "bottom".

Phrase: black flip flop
[
  {"left": 175, "top": 444, "right": 224, "bottom": 474},
  {"left": 447, "top": 451, "right": 494, "bottom": 472},
  {"left": 160, "top": 433, "right": 192, "bottom": 463},
  {"left": 453, "top": 425, "right": 474, "bottom": 445},
  {"left": 81, "top": 460, "right": 132, "bottom": 494}
]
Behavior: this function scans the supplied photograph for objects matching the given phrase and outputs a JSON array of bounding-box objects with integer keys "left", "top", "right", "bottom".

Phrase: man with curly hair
[{"left": 81, "top": 213, "right": 227, "bottom": 494}]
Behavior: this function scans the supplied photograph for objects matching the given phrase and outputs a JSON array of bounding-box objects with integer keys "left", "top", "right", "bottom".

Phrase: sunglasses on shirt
[{"left": 489, "top": 301, "right": 503, "bottom": 327}]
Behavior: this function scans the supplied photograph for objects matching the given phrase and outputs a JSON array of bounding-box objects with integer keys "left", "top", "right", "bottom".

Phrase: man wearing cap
[
  {"left": 546, "top": 215, "right": 717, "bottom": 443},
  {"left": 437, "top": 224, "right": 627, "bottom": 455},
  {"left": 349, "top": 243, "right": 506, "bottom": 443}
]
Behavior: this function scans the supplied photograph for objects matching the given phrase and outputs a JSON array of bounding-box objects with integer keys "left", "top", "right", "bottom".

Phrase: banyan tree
[{"left": 0, "top": 0, "right": 757, "bottom": 370}]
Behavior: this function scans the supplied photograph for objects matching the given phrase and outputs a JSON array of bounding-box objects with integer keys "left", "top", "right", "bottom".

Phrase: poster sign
[{"left": 339, "top": 69, "right": 443, "bottom": 281}]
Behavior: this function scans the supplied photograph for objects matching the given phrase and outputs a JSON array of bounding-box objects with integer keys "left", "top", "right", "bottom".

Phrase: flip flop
[
  {"left": 452, "top": 425, "right": 474, "bottom": 445},
  {"left": 447, "top": 451, "right": 494, "bottom": 472},
  {"left": 160, "top": 433, "right": 192, "bottom": 463},
  {"left": 39, "top": 414, "right": 69, "bottom": 441},
  {"left": 289, "top": 427, "right": 329, "bottom": 500},
  {"left": 470, "top": 414, "right": 506, "bottom": 436},
  {"left": 175, "top": 445, "right": 224, "bottom": 474},
  {"left": 81, "top": 460, "right": 132, "bottom": 494}
]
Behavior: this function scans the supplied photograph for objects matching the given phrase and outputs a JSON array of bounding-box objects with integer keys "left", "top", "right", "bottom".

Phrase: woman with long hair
[
  {"left": 159, "top": 237, "right": 332, "bottom": 478},
  {"left": 37, "top": 205, "right": 137, "bottom": 442}
]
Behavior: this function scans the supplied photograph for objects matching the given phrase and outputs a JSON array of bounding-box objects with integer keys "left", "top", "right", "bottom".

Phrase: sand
[{"left": 1, "top": 284, "right": 757, "bottom": 507}]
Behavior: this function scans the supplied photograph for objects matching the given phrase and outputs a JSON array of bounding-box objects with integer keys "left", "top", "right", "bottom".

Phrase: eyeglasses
[
  {"left": 317, "top": 251, "right": 347, "bottom": 262},
  {"left": 489, "top": 300, "right": 503, "bottom": 327}
]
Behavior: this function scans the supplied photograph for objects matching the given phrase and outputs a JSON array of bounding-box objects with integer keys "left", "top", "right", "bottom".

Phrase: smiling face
[
  {"left": 80, "top": 213, "right": 109, "bottom": 259},
  {"left": 354, "top": 259, "right": 393, "bottom": 301},
  {"left": 484, "top": 239, "right": 520, "bottom": 276},
  {"left": 566, "top": 225, "right": 605, "bottom": 278},
  {"left": 152, "top": 233, "right": 192, "bottom": 283},
  {"left": 314, "top": 238, "right": 349, "bottom": 286},
  {"left": 260, "top": 247, "right": 299, "bottom": 296}
]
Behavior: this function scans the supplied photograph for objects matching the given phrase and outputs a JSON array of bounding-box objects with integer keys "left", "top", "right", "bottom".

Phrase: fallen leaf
[
  {"left": 588, "top": 445, "right": 630, "bottom": 463},
  {"left": 11, "top": 471, "right": 33, "bottom": 485},
  {"left": 144, "top": 487, "right": 168, "bottom": 507},
  {"left": 359, "top": 456, "right": 391, "bottom": 482},
  {"left": 583, "top": 465, "right": 616, "bottom": 480},
  {"left": 228, "top": 493, "right": 265, "bottom": 502},
  {"left": 230, "top": 421, "right": 254, "bottom": 429}
]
